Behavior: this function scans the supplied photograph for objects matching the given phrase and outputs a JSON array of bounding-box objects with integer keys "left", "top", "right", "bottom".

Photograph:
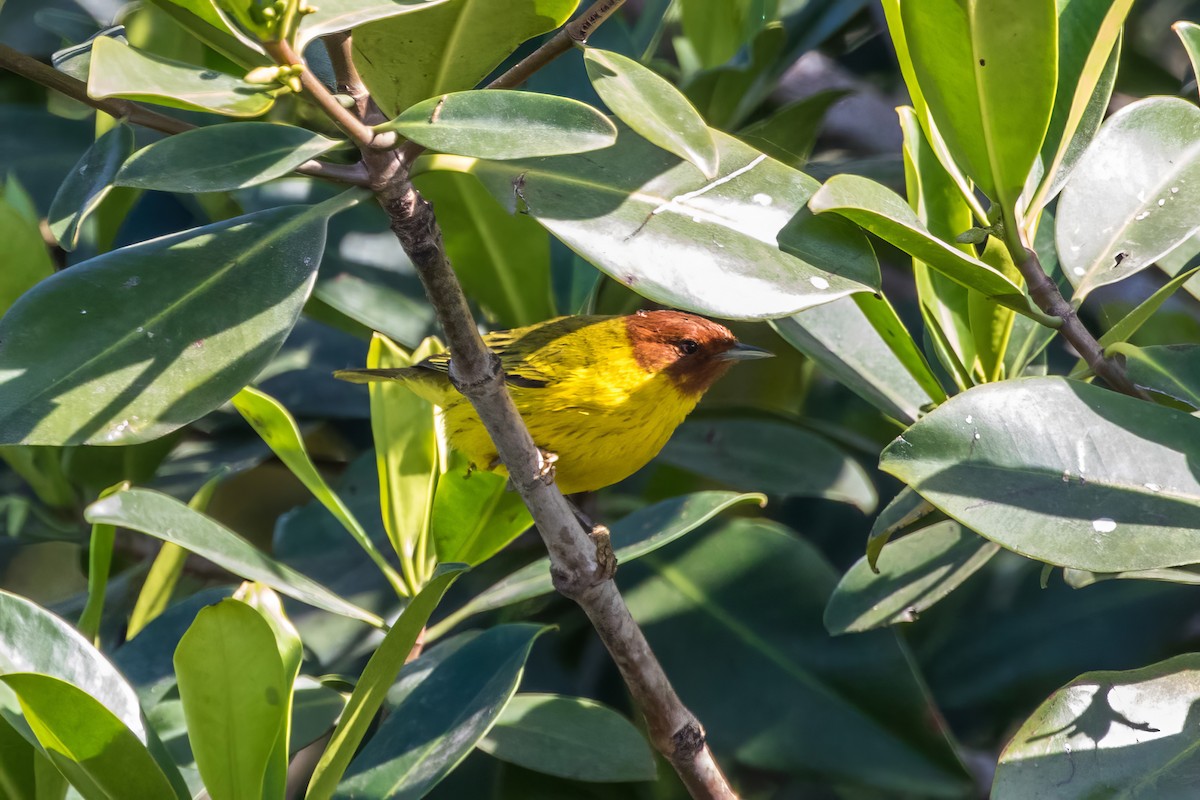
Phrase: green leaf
[
  {"left": 658, "top": 417, "right": 877, "bottom": 512},
  {"left": 427, "top": 491, "right": 765, "bottom": 637},
  {"left": 1097, "top": 267, "right": 1200, "bottom": 349},
  {"left": 336, "top": 624, "right": 548, "bottom": 799},
  {"left": 1109, "top": 344, "right": 1200, "bottom": 408},
  {"left": 1027, "top": 0, "right": 1131, "bottom": 214},
  {"left": 866, "top": 486, "right": 938, "bottom": 571},
  {"left": 353, "top": 0, "right": 578, "bottom": 116},
  {"left": 0, "top": 193, "right": 360, "bottom": 446},
  {"left": 115, "top": 123, "right": 341, "bottom": 193},
  {"left": 0, "top": 590, "right": 145, "bottom": 746},
  {"left": 1176, "top": 21, "right": 1200, "bottom": 100},
  {"left": 174, "top": 599, "right": 286, "bottom": 800},
  {"left": 900, "top": 0, "right": 1058, "bottom": 218},
  {"left": 84, "top": 488, "right": 384, "bottom": 626},
  {"left": 1057, "top": 97, "right": 1200, "bottom": 299},
  {"left": 88, "top": 37, "right": 275, "bottom": 117},
  {"left": 296, "top": 0, "right": 452, "bottom": 46},
  {"left": 624, "top": 519, "right": 969, "bottom": 795},
  {"left": 412, "top": 171, "right": 555, "bottom": 327},
  {"left": 290, "top": 678, "right": 346, "bottom": 754},
  {"left": 76, "top": 483, "right": 127, "bottom": 644},
  {"left": 442, "top": 125, "right": 880, "bottom": 319},
  {"left": 0, "top": 714, "right": 35, "bottom": 800},
  {"left": 232, "top": 386, "right": 406, "bottom": 596},
  {"left": 0, "top": 674, "right": 178, "bottom": 800},
  {"left": 478, "top": 693, "right": 656, "bottom": 782},
  {"left": 736, "top": 89, "right": 849, "bottom": 168},
  {"left": 809, "top": 174, "right": 1039, "bottom": 318},
  {"left": 47, "top": 123, "right": 134, "bottom": 252},
  {"left": 0, "top": 178, "right": 53, "bottom": 318},
  {"left": 993, "top": 654, "right": 1200, "bottom": 798},
  {"left": 880, "top": 377, "right": 1200, "bottom": 573},
  {"left": 144, "top": 0, "right": 264, "bottom": 68},
  {"left": 824, "top": 522, "right": 998, "bottom": 635},
  {"left": 584, "top": 48, "right": 718, "bottom": 179},
  {"left": 678, "top": 0, "right": 769, "bottom": 68},
  {"left": 305, "top": 564, "right": 466, "bottom": 800},
  {"left": 432, "top": 463, "right": 531, "bottom": 566},
  {"left": 382, "top": 91, "right": 615, "bottom": 160}
]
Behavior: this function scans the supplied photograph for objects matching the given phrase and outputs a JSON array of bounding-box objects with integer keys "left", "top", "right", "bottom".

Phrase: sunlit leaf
[{"left": 48, "top": 123, "right": 134, "bottom": 251}]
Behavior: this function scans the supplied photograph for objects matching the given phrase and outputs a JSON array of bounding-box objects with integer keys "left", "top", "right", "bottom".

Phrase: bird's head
[{"left": 624, "top": 310, "right": 773, "bottom": 396}]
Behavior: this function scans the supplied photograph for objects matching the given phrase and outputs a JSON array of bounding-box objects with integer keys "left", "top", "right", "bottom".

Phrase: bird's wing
[
  {"left": 333, "top": 366, "right": 456, "bottom": 406},
  {"left": 417, "top": 338, "right": 551, "bottom": 389}
]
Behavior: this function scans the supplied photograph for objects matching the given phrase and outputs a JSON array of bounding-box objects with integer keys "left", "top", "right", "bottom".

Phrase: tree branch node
[{"left": 671, "top": 722, "right": 707, "bottom": 762}]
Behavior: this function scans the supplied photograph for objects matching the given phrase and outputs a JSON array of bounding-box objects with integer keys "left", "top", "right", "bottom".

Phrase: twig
[
  {"left": 354, "top": 2, "right": 737, "bottom": 795},
  {"left": 0, "top": 42, "right": 371, "bottom": 186},
  {"left": 1015, "top": 248, "right": 1147, "bottom": 398},
  {"left": 322, "top": 31, "right": 385, "bottom": 125}
]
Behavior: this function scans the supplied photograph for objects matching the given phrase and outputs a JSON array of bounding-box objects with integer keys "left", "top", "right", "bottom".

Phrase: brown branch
[
  {"left": 396, "top": 0, "right": 627, "bottom": 169},
  {"left": 353, "top": 3, "right": 735, "bottom": 795},
  {"left": 1016, "top": 248, "right": 1147, "bottom": 398},
  {"left": 322, "top": 31, "right": 385, "bottom": 125},
  {"left": 0, "top": 42, "right": 370, "bottom": 186}
]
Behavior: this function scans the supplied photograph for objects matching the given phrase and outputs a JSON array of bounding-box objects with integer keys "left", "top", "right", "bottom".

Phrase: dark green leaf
[
  {"left": 0, "top": 193, "right": 360, "bottom": 445},
  {"left": 993, "top": 654, "right": 1200, "bottom": 798},
  {"left": 48, "top": 124, "right": 134, "bottom": 251},
  {"left": 116, "top": 123, "right": 341, "bottom": 193},
  {"left": 881, "top": 377, "right": 1200, "bottom": 572},
  {"left": 478, "top": 694, "right": 656, "bottom": 782},
  {"left": 1058, "top": 97, "right": 1200, "bottom": 299},
  {"left": 1176, "top": 21, "right": 1200, "bottom": 99},
  {"left": 0, "top": 185, "right": 53, "bottom": 318},
  {"left": 451, "top": 125, "right": 880, "bottom": 319},
  {"left": 866, "top": 486, "right": 938, "bottom": 571},
  {"left": 87, "top": 36, "right": 275, "bottom": 117},
  {"left": 335, "top": 624, "right": 548, "bottom": 799},
  {"left": 174, "top": 599, "right": 286, "bottom": 800},
  {"left": 1110, "top": 344, "right": 1200, "bottom": 408},
  {"left": 85, "top": 488, "right": 384, "bottom": 626},
  {"left": 382, "top": 91, "right": 616, "bottom": 159},
  {"left": 584, "top": 48, "right": 718, "bottom": 179},
  {"left": 659, "top": 417, "right": 877, "bottom": 511},
  {"left": 824, "top": 522, "right": 998, "bottom": 635},
  {"left": 0, "top": 674, "right": 178, "bottom": 800},
  {"left": 432, "top": 464, "right": 531, "bottom": 566},
  {"left": 0, "top": 714, "right": 35, "bottom": 800},
  {"left": 1097, "top": 267, "right": 1200, "bottom": 348},
  {"left": 737, "top": 89, "right": 849, "bottom": 168},
  {"left": 352, "top": 0, "right": 578, "bottom": 116},
  {"left": 306, "top": 564, "right": 466, "bottom": 800}
]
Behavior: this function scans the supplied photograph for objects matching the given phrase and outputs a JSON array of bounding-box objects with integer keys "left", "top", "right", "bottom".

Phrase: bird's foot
[
  {"left": 568, "top": 500, "right": 617, "bottom": 581},
  {"left": 534, "top": 447, "right": 558, "bottom": 485}
]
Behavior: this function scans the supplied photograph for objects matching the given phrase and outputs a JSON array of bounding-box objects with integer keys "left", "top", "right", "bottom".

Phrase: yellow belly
[{"left": 439, "top": 375, "right": 697, "bottom": 495}]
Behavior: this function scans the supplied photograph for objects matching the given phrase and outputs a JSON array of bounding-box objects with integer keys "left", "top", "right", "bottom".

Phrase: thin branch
[
  {"left": 354, "top": 2, "right": 735, "bottom": 795},
  {"left": 0, "top": 42, "right": 371, "bottom": 186},
  {"left": 322, "top": 31, "right": 385, "bottom": 125},
  {"left": 1015, "top": 248, "right": 1148, "bottom": 398}
]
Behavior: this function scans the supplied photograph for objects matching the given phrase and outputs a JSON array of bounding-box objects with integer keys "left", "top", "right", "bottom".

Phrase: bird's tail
[{"left": 332, "top": 367, "right": 420, "bottom": 384}]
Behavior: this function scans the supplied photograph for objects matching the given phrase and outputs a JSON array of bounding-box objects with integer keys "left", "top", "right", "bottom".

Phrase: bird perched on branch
[{"left": 335, "top": 310, "right": 772, "bottom": 494}]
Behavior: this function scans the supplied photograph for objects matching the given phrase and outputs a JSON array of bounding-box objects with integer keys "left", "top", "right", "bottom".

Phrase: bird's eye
[{"left": 677, "top": 339, "right": 699, "bottom": 355}]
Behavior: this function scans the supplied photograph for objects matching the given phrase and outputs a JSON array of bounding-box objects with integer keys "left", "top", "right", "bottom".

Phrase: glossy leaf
[
  {"left": 48, "top": 124, "right": 134, "bottom": 251},
  {"left": 232, "top": 386, "right": 406, "bottom": 596},
  {"left": 866, "top": 486, "right": 938, "bottom": 571},
  {"left": 428, "top": 491, "right": 764, "bottom": 638},
  {"left": 994, "top": 654, "right": 1200, "bottom": 798},
  {"left": 1097, "top": 267, "right": 1200, "bottom": 348},
  {"left": 624, "top": 519, "right": 969, "bottom": 795},
  {"left": 881, "top": 377, "right": 1200, "bottom": 572},
  {"left": 0, "top": 714, "right": 35, "bottom": 800},
  {"left": 382, "top": 91, "right": 615, "bottom": 160},
  {"left": 441, "top": 125, "right": 880, "bottom": 319},
  {"left": 1176, "top": 21, "right": 1200, "bottom": 99},
  {"left": 305, "top": 564, "right": 466, "bottom": 800},
  {"left": 659, "top": 417, "right": 877, "bottom": 512},
  {"left": 335, "top": 624, "right": 548, "bottom": 799},
  {"left": 737, "top": 89, "right": 849, "bottom": 168},
  {"left": 900, "top": 0, "right": 1058, "bottom": 217},
  {"left": 85, "top": 488, "right": 384, "bottom": 626},
  {"left": 1109, "top": 344, "right": 1200, "bottom": 408},
  {"left": 0, "top": 674, "right": 179, "bottom": 800},
  {"left": 432, "top": 464, "right": 531, "bottom": 566},
  {"left": 116, "top": 123, "right": 341, "bottom": 193},
  {"left": 174, "top": 599, "right": 286, "bottom": 800},
  {"left": 678, "top": 0, "right": 769, "bottom": 68},
  {"left": 809, "top": 174, "right": 1038, "bottom": 318},
  {"left": 478, "top": 694, "right": 656, "bottom": 782},
  {"left": 584, "top": 47, "right": 718, "bottom": 179},
  {"left": 353, "top": 0, "right": 578, "bottom": 116},
  {"left": 824, "top": 522, "right": 998, "bottom": 635},
  {"left": 413, "top": 171, "right": 555, "bottom": 327},
  {"left": 88, "top": 36, "right": 275, "bottom": 117},
  {"left": 295, "top": 0, "right": 449, "bottom": 46},
  {"left": 1058, "top": 98, "right": 1200, "bottom": 299},
  {"left": 0, "top": 183, "right": 53, "bottom": 317},
  {"left": 76, "top": 483, "right": 126, "bottom": 644},
  {"left": 0, "top": 193, "right": 361, "bottom": 446}
]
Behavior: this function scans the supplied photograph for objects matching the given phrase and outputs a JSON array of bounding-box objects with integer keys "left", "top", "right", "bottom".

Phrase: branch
[
  {"left": 1015, "top": 248, "right": 1148, "bottom": 398},
  {"left": 322, "top": 31, "right": 385, "bottom": 125},
  {"left": 0, "top": 42, "right": 371, "bottom": 186}
]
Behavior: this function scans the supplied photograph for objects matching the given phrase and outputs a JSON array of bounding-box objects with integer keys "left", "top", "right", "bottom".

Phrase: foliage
[{"left": 1, "top": 0, "right": 1200, "bottom": 797}]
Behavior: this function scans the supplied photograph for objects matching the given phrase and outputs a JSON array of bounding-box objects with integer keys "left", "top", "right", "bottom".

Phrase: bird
[{"left": 334, "top": 310, "right": 772, "bottom": 495}]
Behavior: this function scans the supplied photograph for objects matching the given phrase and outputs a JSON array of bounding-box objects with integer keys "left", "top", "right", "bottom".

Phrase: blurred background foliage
[{"left": 2, "top": 0, "right": 1200, "bottom": 798}]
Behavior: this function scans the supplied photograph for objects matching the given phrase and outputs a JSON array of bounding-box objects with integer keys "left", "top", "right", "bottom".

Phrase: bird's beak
[{"left": 719, "top": 342, "right": 774, "bottom": 361}]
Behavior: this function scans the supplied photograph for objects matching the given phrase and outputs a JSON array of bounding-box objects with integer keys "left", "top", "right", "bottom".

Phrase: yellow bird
[{"left": 335, "top": 310, "right": 772, "bottom": 494}]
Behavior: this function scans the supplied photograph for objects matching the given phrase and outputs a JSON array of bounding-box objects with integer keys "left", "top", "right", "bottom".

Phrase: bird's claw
[{"left": 535, "top": 447, "right": 559, "bottom": 485}]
